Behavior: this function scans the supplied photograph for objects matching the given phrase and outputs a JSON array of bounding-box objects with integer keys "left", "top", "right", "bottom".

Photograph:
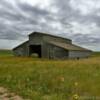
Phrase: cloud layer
[{"left": 0, "top": 0, "right": 100, "bottom": 51}]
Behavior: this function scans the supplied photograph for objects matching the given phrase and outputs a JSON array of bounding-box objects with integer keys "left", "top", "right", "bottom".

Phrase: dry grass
[{"left": 0, "top": 51, "right": 100, "bottom": 99}]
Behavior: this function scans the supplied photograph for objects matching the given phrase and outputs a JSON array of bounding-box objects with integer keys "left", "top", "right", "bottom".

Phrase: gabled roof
[
  {"left": 48, "top": 41, "right": 91, "bottom": 51},
  {"left": 29, "top": 32, "right": 72, "bottom": 42},
  {"left": 13, "top": 31, "right": 91, "bottom": 52}
]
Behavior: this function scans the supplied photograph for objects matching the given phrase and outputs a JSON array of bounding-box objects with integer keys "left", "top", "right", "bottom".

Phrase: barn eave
[{"left": 12, "top": 40, "right": 29, "bottom": 50}]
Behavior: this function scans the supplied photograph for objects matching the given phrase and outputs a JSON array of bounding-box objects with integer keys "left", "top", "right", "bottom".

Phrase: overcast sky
[{"left": 0, "top": 0, "right": 100, "bottom": 51}]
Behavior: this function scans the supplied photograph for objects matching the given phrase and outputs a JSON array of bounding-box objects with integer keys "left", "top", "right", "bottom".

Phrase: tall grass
[{"left": 0, "top": 50, "right": 100, "bottom": 100}]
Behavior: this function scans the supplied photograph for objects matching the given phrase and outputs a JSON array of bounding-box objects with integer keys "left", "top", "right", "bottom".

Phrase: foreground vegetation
[{"left": 0, "top": 50, "right": 100, "bottom": 100}]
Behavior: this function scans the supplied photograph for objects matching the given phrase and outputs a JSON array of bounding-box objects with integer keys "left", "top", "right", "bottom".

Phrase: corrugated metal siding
[
  {"left": 29, "top": 34, "right": 43, "bottom": 45},
  {"left": 69, "top": 51, "right": 91, "bottom": 58},
  {"left": 53, "top": 47, "right": 68, "bottom": 59},
  {"left": 13, "top": 42, "right": 29, "bottom": 56},
  {"left": 47, "top": 44, "right": 68, "bottom": 59},
  {"left": 29, "top": 32, "right": 72, "bottom": 44}
]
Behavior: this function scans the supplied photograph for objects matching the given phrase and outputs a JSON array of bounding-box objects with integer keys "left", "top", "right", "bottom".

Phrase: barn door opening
[{"left": 29, "top": 45, "right": 41, "bottom": 58}]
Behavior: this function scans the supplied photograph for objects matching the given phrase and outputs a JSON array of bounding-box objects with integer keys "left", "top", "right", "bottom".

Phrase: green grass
[
  {"left": 0, "top": 50, "right": 13, "bottom": 56},
  {"left": 92, "top": 52, "right": 100, "bottom": 57},
  {"left": 0, "top": 50, "right": 100, "bottom": 100}
]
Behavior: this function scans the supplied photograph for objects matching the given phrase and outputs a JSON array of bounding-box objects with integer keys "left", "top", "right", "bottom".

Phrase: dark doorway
[{"left": 29, "top": 45, "right": 41, "bottom": 58}]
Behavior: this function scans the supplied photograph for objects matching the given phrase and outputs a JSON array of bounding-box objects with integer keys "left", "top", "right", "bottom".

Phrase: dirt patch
[{"left": 0, "top": 87, "right": 30, "bottom": 100}]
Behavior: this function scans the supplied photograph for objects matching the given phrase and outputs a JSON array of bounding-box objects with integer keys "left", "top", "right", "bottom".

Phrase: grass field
[{"left": 0, "top": 50, "right": 100, "bottom": 100}]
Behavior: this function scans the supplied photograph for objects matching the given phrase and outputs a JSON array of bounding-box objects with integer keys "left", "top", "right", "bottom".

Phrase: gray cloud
[{"left": 0, "top": 0, "right": 100, "bottom": 50}]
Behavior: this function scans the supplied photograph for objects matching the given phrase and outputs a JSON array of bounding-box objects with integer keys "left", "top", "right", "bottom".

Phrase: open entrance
[{"left": 29, "top": 45, "right": 41, "bottom": 58}]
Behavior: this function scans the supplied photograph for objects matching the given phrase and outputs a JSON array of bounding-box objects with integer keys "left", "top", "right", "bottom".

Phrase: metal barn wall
[
  {"left": 46, "top": 44, "right": 68, "bottom": 59},
  {"left": 13, "top": 42, "right": 29, "bottom": 56},
  {"left": 68, "top": 51, "right": 91, "bottom": 58},
  {"left": 29, "top": 33, "right": 71, "bottom": 58},
  {"left": 29, "top": 34, "right": 43, "bottom": 45},
  {"left": 29, "top": 34, "right": 47, "bottom": 58},
  {"left": 29, "top": 33, "right": 72, "bottom": 44},
  {"left": 40, "top": 43, "right": 49, "bottom": 58}
]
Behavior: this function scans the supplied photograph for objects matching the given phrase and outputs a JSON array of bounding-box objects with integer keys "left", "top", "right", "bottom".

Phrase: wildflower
[
  {"left": 74, "top": 82, "right": 78, "bottom": 86},
  {"left": 73, "top": 94, "right": 79, "bottom": 100}
]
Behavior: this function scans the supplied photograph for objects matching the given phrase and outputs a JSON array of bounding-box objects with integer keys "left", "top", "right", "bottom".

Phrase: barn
[{"left": 13, "top": 32, "right": 92, "bottom": 59}]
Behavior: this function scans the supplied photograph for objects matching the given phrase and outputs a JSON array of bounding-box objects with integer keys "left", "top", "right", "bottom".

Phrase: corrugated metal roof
[
  {"left": 29, "top": 32, "right": 72, "bottom": 42},
  {"left": 48, "top": 41, "right": 91, "bottom": 51}
]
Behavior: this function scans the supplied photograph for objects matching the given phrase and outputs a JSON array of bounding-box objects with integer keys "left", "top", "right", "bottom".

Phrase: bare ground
[{"left": 0, "top": 87, "right": 29, "bottom": 100}]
